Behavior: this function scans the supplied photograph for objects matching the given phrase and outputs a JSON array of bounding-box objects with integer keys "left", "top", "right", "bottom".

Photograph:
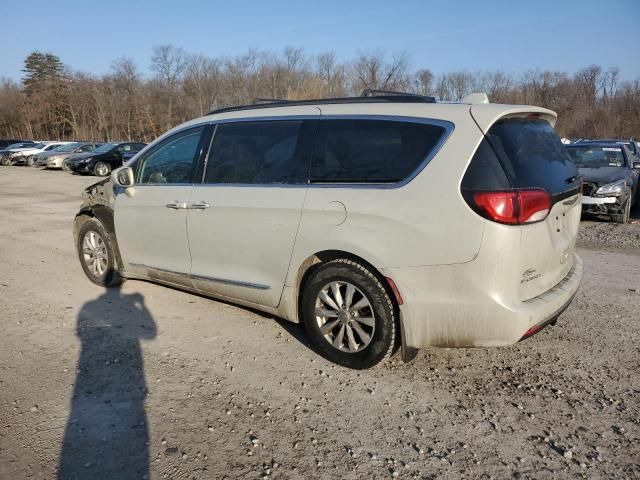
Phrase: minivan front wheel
[
  {"left": 301, "top": 259, "right": 396, "bottom": 369},
  {"left": 76, "top": 218, "right": 121, "bottom": 287}
]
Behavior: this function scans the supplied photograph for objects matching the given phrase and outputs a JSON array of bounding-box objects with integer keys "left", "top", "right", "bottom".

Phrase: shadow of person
[{"left": 58, "top": 284, "right": 156, "bottom": 480}]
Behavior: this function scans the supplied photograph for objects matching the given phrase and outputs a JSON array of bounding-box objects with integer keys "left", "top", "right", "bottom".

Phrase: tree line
[{"left": 0, "top": 47, "right": 638, "bottom": 142}]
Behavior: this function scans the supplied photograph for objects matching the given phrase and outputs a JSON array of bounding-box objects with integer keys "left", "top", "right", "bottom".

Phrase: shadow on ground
[{"left": 58, "top": 285, "right": 156, "bottom": 480}]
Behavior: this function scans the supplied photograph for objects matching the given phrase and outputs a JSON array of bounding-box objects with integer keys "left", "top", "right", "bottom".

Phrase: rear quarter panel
[{"left": 286, "top": 104, "right": 486, "bottom": 287}]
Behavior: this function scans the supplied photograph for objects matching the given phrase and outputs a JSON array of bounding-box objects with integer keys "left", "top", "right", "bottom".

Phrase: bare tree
[
  {"left": 2, "top": 48, "right": 640, "bottom": 142},
  {"left": 151, "top": 45, "right": 188, "bottom": 130}
]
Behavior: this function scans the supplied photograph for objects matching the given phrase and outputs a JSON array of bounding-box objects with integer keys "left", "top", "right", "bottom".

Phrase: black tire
[
  {"left": 62, "top": 159, "right": 71, "bottom": 171},
  {"left": 611, "top": 197, "right": 631, "bottom": 224},
  {"left": 1, "top": 156, "right": 11, "bottom": 166},
  {"left": 76, "top": 217, "right": 122, "bottom": 287},
  {"left": 26, "top": 156, "right": 35, "bottom": 167},
  {"left": 93, "top": 162, "right": 111, "bottom": 177},
  {"left": 301, "top": 259, "right": 397, "bottom": 369}
]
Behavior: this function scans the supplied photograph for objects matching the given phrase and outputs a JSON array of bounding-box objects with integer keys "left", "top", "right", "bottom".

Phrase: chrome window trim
[
  {"left": 130, "top": 263, "right": 271, "bottom": 290},
  {"left": 191, "top": 114, "right": 454, "bottom": 190}
]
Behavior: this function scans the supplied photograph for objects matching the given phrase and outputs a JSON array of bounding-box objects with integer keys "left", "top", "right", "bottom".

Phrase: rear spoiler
[{"left": 470, "top": 104, "right": 557, "bottom": 133}]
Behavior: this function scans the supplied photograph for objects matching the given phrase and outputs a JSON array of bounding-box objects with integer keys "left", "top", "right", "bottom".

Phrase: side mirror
[
  {"left": 112, "top": 166, "right": 134, "bottom": 187},
  {"left": 633, "top": 162, "right": 640, "bottom": 169}
]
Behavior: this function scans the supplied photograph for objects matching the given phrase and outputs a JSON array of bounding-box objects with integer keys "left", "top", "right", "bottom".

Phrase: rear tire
[
  {"left": 76, "top": 218, "right": 122, "bottom": 287},
  {"left": 301, "top": 259, "right": 397, "bottom": 369},
  {"left": 612, "top": 197, "right": 631, "bottom": 224},
  {"left": 93, "top": 162, "right": 111, "bottom": 177}
]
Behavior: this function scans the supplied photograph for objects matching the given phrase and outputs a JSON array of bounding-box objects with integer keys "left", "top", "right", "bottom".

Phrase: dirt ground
[{"left": 0, "top": 166, "right": 639, "bottom": 480}]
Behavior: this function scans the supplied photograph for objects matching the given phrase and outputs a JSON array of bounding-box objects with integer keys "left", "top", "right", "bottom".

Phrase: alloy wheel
[
  {"left": 82, "top": 230, "right": 108, "bottom": 277},
  {"left": 315, "top": 281, "right": 376, "bottom": 353},
  {"left": 95, "top": 163, "right": 109, "bottom": 176}
]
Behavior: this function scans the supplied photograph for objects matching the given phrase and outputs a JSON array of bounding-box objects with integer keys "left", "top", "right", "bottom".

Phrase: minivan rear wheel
[
  {"left": 76, "top": 218, "right": 122, "bottom": 287},
  {"left": 301, "top": 259, "right": 396, "bottom": 369}
]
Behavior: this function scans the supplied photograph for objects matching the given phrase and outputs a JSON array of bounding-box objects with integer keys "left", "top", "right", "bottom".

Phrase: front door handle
[
  {"left": 187, "top": 201, "right": 210, "bottom": 209},
  {"left": 166, "top": 201, "right": 187, "bottom": 209}
]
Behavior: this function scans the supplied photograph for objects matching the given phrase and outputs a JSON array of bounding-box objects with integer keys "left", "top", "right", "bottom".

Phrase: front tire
[
  {"left": 76, "top": 218, "right": 122, "bottom": 287},
  {"left": 93, "top": 162, "right": 111, "bottom": 177},
  {"left": 301, "top": 259, "right": 397, "bottom": 369},
  {"left": 26, "top": 156, "right": 35, "bottom": 167},
  {"left": 612, "top": 197, "right": 631, "bottom": 224}
]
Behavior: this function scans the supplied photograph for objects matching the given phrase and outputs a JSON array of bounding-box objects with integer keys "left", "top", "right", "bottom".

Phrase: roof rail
[
  {"left": 252, "top": 98, "right": 293, "bottom": 105},
  {"left": 361, "top": 89, "right": 434, "bottom": 101},
  {"left": 208, "top": 90, "right": 436, "bottom": 115}
]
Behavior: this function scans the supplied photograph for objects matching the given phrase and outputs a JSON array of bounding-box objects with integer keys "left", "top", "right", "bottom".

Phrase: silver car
[{"left": 35, "top": 142, "right": 101, "bottom": 169}]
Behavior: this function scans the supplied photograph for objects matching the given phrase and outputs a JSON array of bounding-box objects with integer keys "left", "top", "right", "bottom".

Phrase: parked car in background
[
  {"left": 3, "top": 142, "right": 73, "bottom": 166},
  {"left": 566, "top": 142, "right": 640, "bottom": 223},
  {"left": 0, "top": 141, "right": 38, "bottom": 164},
  {"left": 0, "top": 139, "right": 33, "bottom": 149},
  {"left": 67, "top": 142, "right": 146, "bottom": 176},
  {"left": 74, "top": 91, "right": 583, "bottom": 369},
  {"left": 35, "top": 142, "right": 102, "bottom": 169},
  {"left": 576, "top": 139, "right": 639, "bottom": 163},
  {"left": 121, "top": 151, "right": 138, "bottom": 163}
]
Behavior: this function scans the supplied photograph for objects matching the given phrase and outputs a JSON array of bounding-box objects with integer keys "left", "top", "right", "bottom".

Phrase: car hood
[
  {"left": 59, "top": 152, "right": 88, "bottom": 161},
  {"left": 578, "top": 167, "right": 627, "bottom": 185},
  {"left": 8, "top": 147, "right": 40, "bottom": 154},
  {"left": 37, "top": 150, "right": 66, "bottom": 159},
  {"left": 68, "top": 153, "right": 95, "bottom": 162}
]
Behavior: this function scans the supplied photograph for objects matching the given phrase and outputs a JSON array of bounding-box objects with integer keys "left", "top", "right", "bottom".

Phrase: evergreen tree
[{"left": 22, "top": 51, "right": 64, "bottom": 95}]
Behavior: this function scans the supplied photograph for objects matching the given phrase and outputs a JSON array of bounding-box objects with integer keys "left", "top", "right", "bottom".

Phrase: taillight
[{"left": 470, "top": 189, "right": 551, "bottom": 225}]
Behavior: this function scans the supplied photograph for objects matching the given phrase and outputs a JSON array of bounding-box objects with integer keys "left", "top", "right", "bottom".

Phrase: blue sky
[{"left": 2, "top": 0, "right": 639, "bottom": 80}]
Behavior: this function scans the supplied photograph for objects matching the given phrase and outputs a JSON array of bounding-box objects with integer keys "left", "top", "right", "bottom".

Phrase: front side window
[
  {"left": 204, "top": 121, "right": 304, "bottom": 184},
  {"left": 137, "top": 127, "right": 204, "bottom": 185},
  {"left": 310, "top": 119, "right": 446, "bottom": 183}
]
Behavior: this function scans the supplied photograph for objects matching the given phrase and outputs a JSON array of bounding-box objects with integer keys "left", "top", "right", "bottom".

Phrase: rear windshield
[
  {"left": 567, "top": 146, "right": 625, "bottom": 168},
  {"left": 483, "top": 118, "right": 579, "bottom": 194},
  {"left": 310, "top": 119, "right": 446, "bottom": 183}
]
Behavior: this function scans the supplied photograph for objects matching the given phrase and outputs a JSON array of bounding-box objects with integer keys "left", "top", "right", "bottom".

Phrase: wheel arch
[{"left": 74, "top": 205, "right": 123, "bottom": 271}]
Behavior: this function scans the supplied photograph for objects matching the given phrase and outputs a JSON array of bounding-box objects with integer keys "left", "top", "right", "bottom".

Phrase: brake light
[{"left": 471, "top": 189, "right": 551, "bottom": 225}]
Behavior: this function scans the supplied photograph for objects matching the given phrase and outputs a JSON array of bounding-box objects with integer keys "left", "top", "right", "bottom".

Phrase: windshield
[
  {"left": 567, "top": 146, "right": 625, "bottom": 168},
  {"left": 55, "top": 143, "right": 80, "bottom": 152},
  {"left": 92, "top": 143, "right": 117, "bottom": 154}
]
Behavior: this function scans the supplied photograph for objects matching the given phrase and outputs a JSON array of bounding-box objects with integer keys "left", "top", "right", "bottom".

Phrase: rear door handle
[
  {"left": 187, "top": 201, "right": 210, "bottom": 209},
  {"left": 166, "top": 201, "right": 187, "bottom": 209}
]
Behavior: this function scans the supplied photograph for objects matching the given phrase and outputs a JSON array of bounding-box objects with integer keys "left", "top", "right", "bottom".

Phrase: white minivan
[{"left": 74, "top": 91, "right": 583, "bottom": 369}]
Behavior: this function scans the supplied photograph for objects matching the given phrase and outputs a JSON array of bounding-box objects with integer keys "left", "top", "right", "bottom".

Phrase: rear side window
[
  {"left": 482, "top": 118, "right": 578, "bottom": 194},
  {"left": 310, "top": 120, "right": 446, "bottom": 183},
  {"left": 204, "top": 121, "right": 305, "bottom": 184}
]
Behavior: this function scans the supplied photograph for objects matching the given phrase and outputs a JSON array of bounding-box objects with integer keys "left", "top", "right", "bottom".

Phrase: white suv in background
[{"left": 74, "top": 91, "right": 583, "bottom": 369}]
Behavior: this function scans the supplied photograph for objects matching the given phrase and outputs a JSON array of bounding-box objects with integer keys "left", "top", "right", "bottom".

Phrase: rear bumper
[{"left": 385, "top": 254, "right": 583, "bottom": 349}]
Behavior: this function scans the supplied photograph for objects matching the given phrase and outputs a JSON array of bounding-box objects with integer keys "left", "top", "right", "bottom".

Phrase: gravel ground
[{"left": 0, "top": 167, "right": 639, "bottom": 480}]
